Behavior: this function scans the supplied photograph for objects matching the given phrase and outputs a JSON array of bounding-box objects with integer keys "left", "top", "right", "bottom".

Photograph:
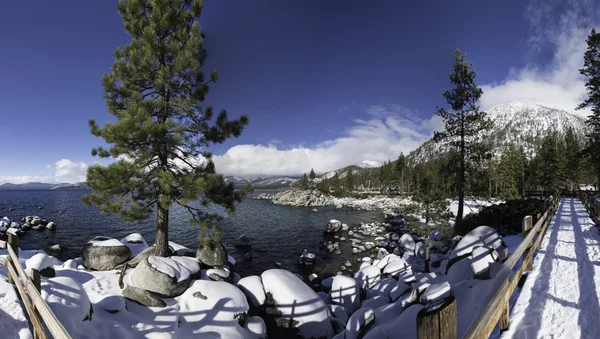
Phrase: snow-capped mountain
[
  {"left": 224, "top": 176, "right": 298, "bottom": 188},
  {"left": 408, "top": 101, "right": 589, "bottom": 163},
  {"left": 354, "top": 160, "right": 383, "bottom": 169},
  {"left": 0, "top": 182, "right": 87, "bottom": 190}
]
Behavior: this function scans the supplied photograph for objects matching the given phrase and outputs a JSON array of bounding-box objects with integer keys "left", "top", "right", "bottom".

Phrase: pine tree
[
  {"left": 434, "top": 49, "right": 490, "bottom": 229},
  {"left": 497, "top": 144, "right": 526, "bottom": 199},
  {"left": 309, "top": 168, "right": 316, "bottom": 180},
  {"left": 564, "top": 127, "right": 582, "bottom": 191},
  {"left": 331, "top": 173, "right": 342, "bottom": 196},
  {"left": 299, "top": 173, "right": 309, "bottom": 190},
  {"left": 395, "top": 153, "right": 406, "bottom": 193},
  {"left": 345, "top": 169, "right": 355, "bottom": 194},
  {"left": 538, "top": 131, "right": 566, "bottom": 192},
  {"left": 83, "top": 0, "right": 249, "bottom": 257},
  {"left": 577, "top": 28, "right": 600, "bottom": 187}
]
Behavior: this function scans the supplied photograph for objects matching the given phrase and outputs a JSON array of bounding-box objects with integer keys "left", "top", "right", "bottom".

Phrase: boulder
[
  {"left": 130, "top": 256, "right": 199, "bottom": 297},
  {"left": 196, "top": 240, "right": 228, "bottom": 267},
  {"left": 324, "top": 219, "right": 343, "bottom": 233},
  {"left": 346, "top": 307, "right": 375, "bottom": 339},
  {"left": 82, "top": 236, "right": 132, "bottom": 271},
  {"left": 207, "top": 268, "right": 232, "bottom": 282},
  {"left": 234, "top": 234, "right": 253, "bottom": 248},
  {"left": 25, "top": 253, "right": 59, "bottom": 278},
  {"left": 262, "top": 269, "right": 334, "bottom": 338},
  {"left": 43, "top": 277, "right": 93, "bottom": 336},
  {"left": 122, "top": 285, "right": 166, "bottom": 308},
  {"left": 399, "top": 234, "right": 416, "bottom": 252},
  {"left": 48, "top": 244, "right": 61, "bottom": 253},
  {"left": 120, "top": 233, "right": 149, "bottom": 257},
  {"left": 331, "top": 275, "right": 361, "bottom": 314},
  {"left": 237, "top": 275, "right": 266, "bottom": 307},
  {"left": 354, "top": 265, "right": 381, "bottom": 290},
  {"left": 46, "top": 222, "right": 55, "bottom": 231}
]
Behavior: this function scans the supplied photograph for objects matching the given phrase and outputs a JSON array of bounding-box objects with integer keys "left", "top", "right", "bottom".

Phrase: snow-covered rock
[
  {"left": 82, "top": 236, "right": 132, "bottom": 271},
  {"left": 366, "top": 278, "right": 395, "bottom": 299},
  {"left": 354, "top": 265, "right": 381, "bottom": 290},
  {"left": 130, "top": 256, "right": 199, "bottom": 297},
  {"left": 328, "top": 304, "right": 350, "bottom": 324},
  {"left": 389, "top": 281, "right": 411, "bottom": 302},
  {"left": 245, "top": 316, "right": 267, "bottom": 338},
  {"left": 120, "top": 233, "right": 148, "bottom": 257},
  {"left": 420, "top": 282, "right": 451, "bottom": 303},
  {"left": 330, "top": 275, "right": 361, "bottom": 314},
  {"left": 237, "top": 275, "right": 266, "bottom": 307},
  {"left": 324, "top": 219, "right": 343, "bottom": 233},
  {"left": 361, "top": 295, "right": 390, "bottom": 310},
  {"left": 382, "top": 259, "right": 409, "bottom": 278},
  {"left": 470, "top": 246, "right": 498, "bottom": 277},
  {"left": 449, "top": 226, "right": 503, "bottom": 260},
  {"left": 399, "top": 234, "right": 416, "bottom": 252},
  {"left": 346, "top": 307, "right": 375, "bottom": 339},
  {"left": 25, "top": 253, "right": 59, "bottom": 278},
  {"left": 261, "top": 269, "right": 334, "bottom": 338},
  {"left": 196, "top": 240, "right": 228, "bottom": 267}
]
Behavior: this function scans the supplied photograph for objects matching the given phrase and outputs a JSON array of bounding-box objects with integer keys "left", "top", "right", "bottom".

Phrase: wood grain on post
[
  {"left": 417, "top": 296, "right": 457, "bottom": 339},
  {"left": 500, "top": 293, "right": 510, "bottom": 331},
  {"left": 7, "top": 231, "right": 18, "bottom": 284},
  {"left": 522, "top": 216, "right": 533, "bottom": 271}
]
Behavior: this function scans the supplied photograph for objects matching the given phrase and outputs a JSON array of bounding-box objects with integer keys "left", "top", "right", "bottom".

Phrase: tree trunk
[
  {"left": 457, "top": 123, "right": 465, "bottom": 226},
  {"left": 155, "top": 197, "right": 170, "bottom": 257}
]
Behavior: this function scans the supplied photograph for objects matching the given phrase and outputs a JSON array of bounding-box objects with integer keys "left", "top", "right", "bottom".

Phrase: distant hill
[
  {"left": 224, "top": 176, "right": 300, "bottom": 189},
  {"left": 0, "top": 182, "right": 87, "bottom": 191}
]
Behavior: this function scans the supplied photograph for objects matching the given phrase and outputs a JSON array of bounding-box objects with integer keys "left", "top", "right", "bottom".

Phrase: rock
[
  {"left": 449, "top": 226, "right": 503, "bottom": 261},
  {"left": 62, "top": 259, "right": 78, "bottom": 270},
  {"left": 46, "top": 222, "right": 55, "bottom": 231},
  {"left": 120, "top": 233, "right": 149, "bottom": 257},
  {"left": 298, "top": 250, "right": 317, "bottom": 266},
  {"left": 331, "top": 275, "right": 361, "bottom": 314},
  {"left": 382, "top": 259, "right": 409, "bottom": 278},
  {"left": 122, "top": 285, "right": 166, "bottom": 308},
  {"left": 96, "top": 295, "right": 127, "bottom": 314},
  {"left": 196, "top": 239, "right": 228, "bottom": 267},
  {"left": 243, "top": 252, "right": 253, "bottom": 261},
  {"left": 274, "top": 261, "right": 282, "bottom": 268},
  {"left": 341, "top": 223, "right": 349, "bottom": 231},
  {"left": 376, "top": 248, "right": 390, "bottom": 260},
  {"left": 193, "top": 291, "right": 208, "bottom": 300},
  {"left": 236, "top": 275, "right": 266, "bottom": 308},
  {"left": 361, "top": 295, "right": 390, "bottom": 310},
  {"left": 234, "top": 234, "right": 253, "bottom": 248},
  {"left": 312, "top": 209, "right": 318, "bottom": 213},
  {"left": 419, "top": 282, "right": 451, "bottom": 303},
  {"left": 415, "top": 242, "right": 425, "bottom": 258},
  {"left": 328, "top": 304, "right": 349, "bottom": 324},
  {"left": 48, "top": 244, "right": 61, "bottom": 253},
  {"left": 470, "top": 246, "right": 498, "bottom": 278},
  {"left": 346, "top": 307, "right": 375, "bottom": 339},
  {"left": 82, "top": 236, "right": 132, "bottom": 271},
  {"left": 324, "top": 219, "right": 343, "bottom": 233},
  {"left": 399, "top": 234, "right": 416, "bottom": 252},
  {"left": 32, "top": 225, "right": 44, "bottom": 231},
  {"left": 207, "top": 268, "right": 232, "bottom": 282},
  {"left": 389, "top": 281, "right": 411, "bottom": 302},
  {"left": 25, "top": 253, "right": 59, "bottom": 278},
  {"left": 130, "top": 256, "right": 199, "bottom": 297},
  {"left": 262, "top": 269, "right": 334, "bottom": 338},
  {"left": 354, "top": 265, "right": 381, "bottom": 290},
  {"left": 246, "top": 316, "right": 267, "bottom": 338}
]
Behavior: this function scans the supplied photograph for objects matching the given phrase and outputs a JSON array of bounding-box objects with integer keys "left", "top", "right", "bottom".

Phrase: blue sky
[{"left": 0, "top": 0, "right": 596, "bottom": 183}]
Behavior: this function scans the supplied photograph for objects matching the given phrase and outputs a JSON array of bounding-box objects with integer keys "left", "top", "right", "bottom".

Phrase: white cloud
[
  {"left": 0, "top": 159, "right": 90, "bottom": 185},
  {"left": 480, "top": 0, "right": 599, "bottom": 116},
  {"left": 212, "top": 104, "right": 441, "bottom": 177}
]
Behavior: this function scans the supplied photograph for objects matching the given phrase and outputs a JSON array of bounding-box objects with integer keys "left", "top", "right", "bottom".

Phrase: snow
[
  {"left": 0, "top": 279, "right": 32, "bottom": 339},
  {"left": 331, "top": 275, "right": 361, "bottom": 314},
  {"left": 120, "top": 233, "right": 148, "bottom": 257},
  {"left": 42, "top": 277, "right": 92, "bottom": 336},
  {"left": 470, "top": 246, "right": 497, "bottom": 277},
  {"left": 168, "top": 241, "right": 192, "bottom": 256},
  {"left": 399, "top": 234, "right": 416, "bottom": 252},
  {"left": 345, "top": 307, "right": 374, "bottom": 339},
  {"left": 450, "top": 225, "right": 503, "bottom": 260},
  {"left": 354, "top": 160, "right": 383, "bottom": 169},
  {"left": 328, "top": 304, "right": 349, "bottom": 324},
  {"left": 502, "top": 198, "right": 600, "bottom": 339},
  {"left": 25, "top": 253, "right": 59, "bottom": 276},
  {"left": 236, "top": 275, "right": 266, "bottom": 307},
  {"left": 389, "top": 281, "right": 411, "bottom": 302},
  {"left": 261, "top": 269, "right": 334, "bottom": 338},
  {"left": 147, "top": 255, "right": 199, "bottom": 282},
  {"left": 88, "top": 237, "right": 126, "bottom": 247},
  {"left": 354, "top": 265, "right": 381, "bottom": 289},
  {"left": 420, "top": 282, "right": 451, "bottom": 303}
]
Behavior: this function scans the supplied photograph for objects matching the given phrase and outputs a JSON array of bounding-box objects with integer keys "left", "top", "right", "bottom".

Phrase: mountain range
[
  {"left": 407, "top": 100, "right": 588, "bottom": 163},
  {"left": 0, "top": 182, "right": 87, "bottom": 191}
]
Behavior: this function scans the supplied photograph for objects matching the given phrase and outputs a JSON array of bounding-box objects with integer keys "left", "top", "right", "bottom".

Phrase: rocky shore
[{"left": 254, "top": 189, "right": 414, "bottom": 211}]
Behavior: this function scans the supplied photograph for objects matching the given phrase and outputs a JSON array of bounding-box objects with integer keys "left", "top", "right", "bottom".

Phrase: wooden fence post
[
  {"left": 500, "top": 291, "right": 510, "bottom": 331},
  {"left": 7, "top": 232, "right": 18, "bottom": 284},
  {"left": 522, "top": 216, "right": 533, "bottom": 271},
  {"left": 417, "top": 296, "right": 457, "bottom": 339}
]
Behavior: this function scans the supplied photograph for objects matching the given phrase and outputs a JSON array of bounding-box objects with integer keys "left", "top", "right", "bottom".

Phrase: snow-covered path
[{"left": 502, "top": 198, "right": 600, "bottom": 339}]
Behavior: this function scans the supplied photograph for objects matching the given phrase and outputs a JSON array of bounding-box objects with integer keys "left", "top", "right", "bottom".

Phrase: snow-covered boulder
[
  {"left": 262, "top": 269, "right": 334, "bottom": 338},
  {"left": 245, "top": 316, "right": 267, "bottom": 338},
  {"left": 324, "top": 219, "right": 343, "bottom": 233},
  {"left": 176, "top": 280, "right": 254, "bottom": 338},
  {"left": 367, "top": 304, "right": 423, "bottom": 338},
  {"left": 382, "top": 259, "right": 409, "bottom": 278},
  {"left": 237, "top": 275, "right": 266, "bottom": 307},
  {"left": 366, "top": 278, "right": 396, "bottom": 299},
  {"left": 207, "top": 267, "right": 232, "bottom": 282},
  {"left": 321, "top": 276, "right": 334, "bottom": 292},
  {"left": 82, "top": 236, "right": 132, "bottom": 271},
  {"left": 42, "top": 277, "right": 92, "bottom": 336},
  {"left": 470, "top": 246, "right": 498, "bottom": 277},
  {"left": 95, "top": 295, "right": 127, "bottom": 314},
  {"left": 169, "top": 241, "right": 195, "bottom": 257},
  {"left": 62, "top": 259, "right": 78, "bottom": 270},
  {"left": 449, "top": 225, "right": 503, "bottom": 261},
  {"left": 25, "top": 253, "right": 59, "bottom": 278},
  {"left": 328, "top": 304, "right": 349, "bottom": 324},
  {"left": 375, "top": 254, "right": 402, "bottom": 269},
  {"left": 46, "top": 222, "right": 55, "bottom": 231},
  {"left": 399, "top": 234, "right": 416, "bottom": 252},
  {"left": 420, "top": 282, "right": 451, "bottom": 303},
  {"left": 120, "top": 233, "right": 149, "bottom": 257},
  {"left": 122, "top": 285, "right": 166, "bottom": 308},
  {"left": 361, "top": 295, "right": 390, "bottom": 310},
  {"left": 196, "top": 239, "right": 228, "bottom": 267},
  {"left": 355, "top": 265, "right": 381, "bottom": 290},
  {"left": 331, "top": 275, "right": 361, "bottom": 314},
  {"left": 346, "top": 307, "right": 375, "bottom": 339},
  {"left": 446, "top": 256, "right": 474, "bottom": 286},
  {"left": 389, "top": 281, "right": 411, "bottom": 302},
  {"left": 130, "top": 256, "right": 199, "bottom": 297}
]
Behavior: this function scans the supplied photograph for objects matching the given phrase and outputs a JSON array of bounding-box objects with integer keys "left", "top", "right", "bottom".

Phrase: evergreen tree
[
  {"left": 577, "top": 28, "right": 600, "bottom": 187},
  {"left": 538, "top": 131, "right": 566, "bottom": 192},
  {"left": 395, "top": 153, "right": 406, "bottom": 193},
  {"left": 331, "top": 173, "right": 342, "bottom": 196},
  {"left": 345, "top": 169, "right": 355, "bottom": 193},
  {"left": 564, "top": 127, "right": 582, "bottom": 191},
  {"left": 497, "top": 144, "right": 526, "bottom": 199},
  {"left": 299, "top": 173, "right": 309, "bottom": 189},
  {"left": 309, "top": 168, "right": 316, "bottom": 180},
  {"left": 83, "top": 0, "right": 249, "bottom": 257},
  {"left": 434, "top": 49, "right": 491, "bottom": 228}
]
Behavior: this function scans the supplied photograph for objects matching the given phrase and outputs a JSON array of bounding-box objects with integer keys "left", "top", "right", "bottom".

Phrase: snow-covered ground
[{"left": 502, "top": 198, "right": 600, "bottom": 339}]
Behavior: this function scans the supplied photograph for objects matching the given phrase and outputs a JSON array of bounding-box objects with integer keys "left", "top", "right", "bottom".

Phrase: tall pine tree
[
  {"left": 434, "top": 49, "right": 491, "bottom": 229},
  {"left": 577, "top": 28, "right": 600, "bottom": 187},
  {"left": 564, "top": 127, "right": 582, "bottom": 191},
  {"left": 84, "top": 0, "right": 249, "bottom": 257}
]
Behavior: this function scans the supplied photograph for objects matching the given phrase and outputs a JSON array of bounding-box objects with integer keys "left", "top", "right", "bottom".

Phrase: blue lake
[{"left": 0, "top": 189, "right": 383, "bottom": 277}]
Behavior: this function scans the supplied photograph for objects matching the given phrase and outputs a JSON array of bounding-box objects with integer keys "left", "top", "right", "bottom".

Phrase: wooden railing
[
  {"left": 3, "top": 231, "right": 72, "bottom": 339},
  {"left": 416, "top": 191, "right": 561, "bottom": 339}
]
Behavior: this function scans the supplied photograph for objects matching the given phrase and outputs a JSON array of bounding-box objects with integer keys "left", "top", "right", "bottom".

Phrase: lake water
[{"left": 0, "top": 189, "right": 383, "bottom": 277}]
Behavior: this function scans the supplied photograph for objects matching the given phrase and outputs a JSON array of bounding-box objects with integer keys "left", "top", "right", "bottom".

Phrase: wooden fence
[
  {"left": 3, "top": 231, "right": 72, "bottom": 339},
  {"left": 416, "top": 191, "right": 561, "bottom": 339}
]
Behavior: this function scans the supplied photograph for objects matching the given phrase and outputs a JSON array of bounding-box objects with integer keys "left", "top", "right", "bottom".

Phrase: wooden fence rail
[
  {"left": 417, "top": 191, "right": 561, "bottom": 339},
  {"left": 3, "top": 231, "right": 72, "bottom": 339}
]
